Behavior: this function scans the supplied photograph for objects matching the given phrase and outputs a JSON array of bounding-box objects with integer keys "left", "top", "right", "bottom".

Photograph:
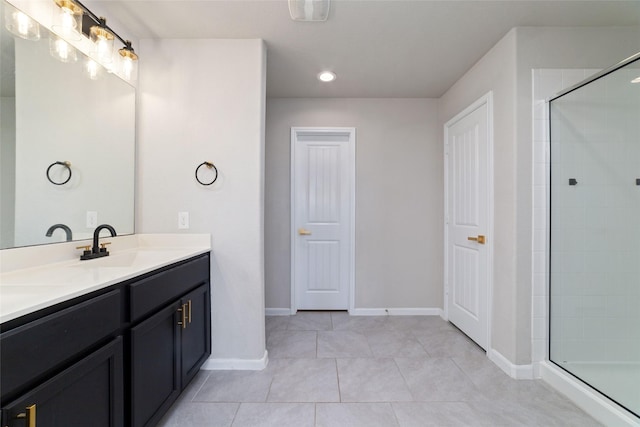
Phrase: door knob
[
  {"left": 298, "top": 228, "right": 312, "bottom": 236},
  {"left": 467, "top": 235, "right": 486, "bottom": 244}
]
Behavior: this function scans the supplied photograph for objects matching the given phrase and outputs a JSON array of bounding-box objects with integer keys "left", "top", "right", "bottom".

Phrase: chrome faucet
[
  {"left": 46, "top": 223, "right": 72, "bottom": 241},
  {"left": 79, "top": 224, "right": 117, "bottom": 260}
]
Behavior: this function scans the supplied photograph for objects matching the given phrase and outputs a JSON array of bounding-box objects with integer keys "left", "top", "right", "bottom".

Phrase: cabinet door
[
  {"left": 130, "top": 302, "right": 181, "bottom": 427},
  {"left": 1, "top": 337, "right": 123, "bottom": 427},
  {"left": 180, "top": 283, "right": 211, "bottom": 386}
]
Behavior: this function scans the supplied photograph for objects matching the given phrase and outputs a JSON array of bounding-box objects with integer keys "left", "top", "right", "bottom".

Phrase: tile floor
[{"left": 157, "top": 312, "right": 602, "bottom": 426}]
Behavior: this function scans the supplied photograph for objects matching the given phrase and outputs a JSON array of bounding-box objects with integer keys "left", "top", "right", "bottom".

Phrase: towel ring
[
  {"left": 46, "top": 161, "right": 72, "bottom": 185},
  {"left": 195, "top": 161, "right": 218, "bottom": 186}
]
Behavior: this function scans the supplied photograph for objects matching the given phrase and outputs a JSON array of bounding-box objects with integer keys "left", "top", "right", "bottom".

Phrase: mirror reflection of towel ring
[
  {"left": 46, "top": 161, "right": 72, "bottom": 185},
  {"left": 195, "top": 161, "right": 218, "bottom": 186}
]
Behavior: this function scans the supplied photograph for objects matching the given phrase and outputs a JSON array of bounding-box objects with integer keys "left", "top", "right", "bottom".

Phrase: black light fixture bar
[{"left": 74, "top": 0, "right": 129, "bottom": 46}]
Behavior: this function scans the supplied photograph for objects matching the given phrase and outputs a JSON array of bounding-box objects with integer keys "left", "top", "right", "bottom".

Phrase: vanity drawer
[
  {"left": 0, "top": 289, "right": 121, "bottom": 399},
  {"left": 129, "top": 255, "right": 209, "bottom": 323}
]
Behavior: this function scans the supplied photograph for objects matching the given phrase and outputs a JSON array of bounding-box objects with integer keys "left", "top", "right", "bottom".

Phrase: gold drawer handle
[
  {"left": 467, "top": 235, "right": 486, "bottom": 244},
  {"left": 16, "top": 404, "right": 36, "bottom": 427},
  {"left": 178, "top": 305, "right": 187, "bottom": 329},
  {"left": 187, "top": 300, "right": 192, "bottom": 324},
  {"left": 298, "top": 228, "right": 312, "bottom": 236}
]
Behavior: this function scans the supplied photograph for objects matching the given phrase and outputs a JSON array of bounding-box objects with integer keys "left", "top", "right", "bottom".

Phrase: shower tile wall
[
  {"left": 531, "top": 68, "right": 599, "bottom": 374},
  {"left": 534, "top": 67, "right": 640, "bottom": 370}
]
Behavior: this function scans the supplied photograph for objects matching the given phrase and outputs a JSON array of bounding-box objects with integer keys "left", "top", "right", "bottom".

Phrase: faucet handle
[
  {"left": 99, "top": 242, "right": 111, "bottom": 249},
  {"left": 76, "top": 245, "right": 91, "bottom": 252}
]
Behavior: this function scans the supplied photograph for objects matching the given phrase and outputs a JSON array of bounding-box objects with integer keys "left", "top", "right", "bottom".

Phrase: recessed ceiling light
[
  {"left": 318, "top": 71, "right": 336, "bottom": 82},
  {"left": 632, "top": 76, "right": 640, "bottom": 83}
]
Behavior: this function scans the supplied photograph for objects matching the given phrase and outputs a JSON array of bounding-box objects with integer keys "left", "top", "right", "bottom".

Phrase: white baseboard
[
  {"left": 202, "top": 350, "right": 269, "bottom": 371},
  {"left": 540, "top": 361, "right": 640, "bottom": 427},
  {"left": 265, "top": 308, "right": 292, "bottom": 316},
  {"left": 488, "top": 348, "right": 534, "bottom": 379},
  {"left": 349, "top": 308, "right": 444, "bottom": 316}
]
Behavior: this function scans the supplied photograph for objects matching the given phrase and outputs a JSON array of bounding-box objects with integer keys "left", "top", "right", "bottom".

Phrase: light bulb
[
  {"left": 15, "top": 11, "right": 29, "bottom": 36},
  {"left": 52, "top": 0, "right": 82, "bottom": 40},
  {"left": 87, "top": 59, "right": 100, "bottom": 80},
  {"left": 60, "top": 9, "right": 76, "bottom": 30},
  {"left": 5, "top": 7, "right": 40, "bottom": 41},
  {"left": 122, "top": 56, "right": 133, "bottom": 80},
  {"left": 50, "top": 37, "right": 77, "bottom": 62},
  {"left": 318, "top": 71, "right": 336, "bottom": 82}
]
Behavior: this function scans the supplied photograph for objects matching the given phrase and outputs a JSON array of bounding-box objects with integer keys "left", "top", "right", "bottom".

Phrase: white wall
[
  {"left": 439, "top": 29, "right": 519, "bottom": 363},
  {"left": 137, "top": 39, "right": 267, "bottom": 365},
  {"left": 440, "top": 26, "right": 640, "bottom": 366},
  {"left": 265, "top": 98, "right": 442, "bottom": 311}
]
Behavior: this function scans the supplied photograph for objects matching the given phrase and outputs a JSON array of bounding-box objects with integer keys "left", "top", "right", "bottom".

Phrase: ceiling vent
[{"left": 288, "top": 0, "right": 330, "bottom": 22}]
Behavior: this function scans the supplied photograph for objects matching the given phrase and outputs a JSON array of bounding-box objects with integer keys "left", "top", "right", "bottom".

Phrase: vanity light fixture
[
  {"left": 289, "top": 0, "right": 330, "bottom": 21},
  {"left": 50, "top": 36, "right": 78, "bottom": 62},
  {"left": 86, "top": 58, "right": 101, "bottom": 80},
  {"left": 52, "top": 0, "right": 83, "bottom": 40},
  {"left": 118, "top": 40, "right": 138, "bottom": 81},
  {"left": 318, "top": 71, "right": 336, "bottom": 82},
  {"left": 89, "top": 17, "right": 115, "bottom": 64},
  {"left": 4, "top": 3, "right": 40, "bottom": 40},
  {"left": 51, "top": 0, "right": 139, "bottom": 81}
]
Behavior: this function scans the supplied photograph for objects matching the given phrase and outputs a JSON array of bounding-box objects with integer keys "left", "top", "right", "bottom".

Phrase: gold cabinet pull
[
  {"left": 16, "top": 404, "right": 36, "bottom": 427},
  {"left": 298, "top": 228, "right": 312, "bottom": 236},
  {"left": 177, "top": 305, "right": 187, "bottom": 329},
  {"left": 467, "top": 235, "right": 486, "bottom": 244},
  {"left": 187, "top": 300, "right": 192, "bottom": 324}
]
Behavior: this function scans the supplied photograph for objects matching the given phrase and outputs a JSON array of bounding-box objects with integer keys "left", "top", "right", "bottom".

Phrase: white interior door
[
  {"left": 445, "top": 95, "right": 492, "bottom": 350},
  {"left": 291, "top": 128, "right": 355, "bottom": 311}
]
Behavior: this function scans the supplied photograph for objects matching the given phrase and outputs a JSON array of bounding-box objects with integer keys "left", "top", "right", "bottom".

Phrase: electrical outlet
[
  {"left": 86, "top": 211, "right": 98, "bottom": 228},
  {"left": 178, "top": 212, "right": 189, "bottom": 229}
]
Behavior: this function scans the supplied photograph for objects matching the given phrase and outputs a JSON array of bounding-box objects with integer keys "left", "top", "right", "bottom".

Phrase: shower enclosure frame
[{"left": 547, "top": 51, "right": 640, "bottom": 420}]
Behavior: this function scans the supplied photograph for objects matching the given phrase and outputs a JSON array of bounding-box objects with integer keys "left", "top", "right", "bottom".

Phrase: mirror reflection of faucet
[
  {"left": 78, "top": 224, "right": 117, "bottom": 261},
  {"left": 45, "top": 223, "right": 73, "bottom": 241}
]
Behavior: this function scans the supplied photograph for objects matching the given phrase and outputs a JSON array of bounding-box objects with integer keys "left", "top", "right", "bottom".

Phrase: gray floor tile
[
  {"left": 267, "top": 358, "right": 340, "bottom": 402},
  {"left": 156, "top": 402, "right": 238, "bottom": 427},
  {"left": 317, "top": 330, "right": 373, "bottom": 358},
  {"left": 365, "top": 329, "right": 429, "bottom": 358},
  {"left": 265, "top": 315, "right": 290, "bottom": 337},
  {"left": 337, "top": 358, "right": 413, "bottom": 402},
  {"left": 316, "top": 403, "right": 400, "bottom": 427},
  {"left": 392, "top": 402, "right": 482, "bottom": 427},
  {"left": 267, "top": 330, "right": 317, "bottom": 358},
  {"left": 331, "top": 312, "right": 394, "bottom": 331},
  {"left": 193, "top": 369, "right": 275, "bottom": 402},
  {"left": 158, "top": 312, "right": 603, "bottom": 427},
  {"left": 415, "top": 329, "right": 484, "bottom": 358},
  {"left": 232, "top": 403, "right": 315, "bottom": 427},
  {"left": 395, "top": 357, "right": 481, "bottom": 401},
  {"left": 468, "top": 398, "right": 605, "bottom": 427},
  {"left": 287, "top": 311, "right": 332, "bottom": 330},
  {"left": 180, "top": 369, "right": 212, "bottom": 401}
]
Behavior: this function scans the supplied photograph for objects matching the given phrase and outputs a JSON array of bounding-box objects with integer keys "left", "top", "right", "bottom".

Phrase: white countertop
[{"left": 0, "top": 234, "right": 211, "bottom": 324}]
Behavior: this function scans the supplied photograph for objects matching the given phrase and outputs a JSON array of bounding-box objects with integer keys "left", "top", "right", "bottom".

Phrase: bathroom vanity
[{"left": 0, "top": 235, "right": 211, "bottom": 427}]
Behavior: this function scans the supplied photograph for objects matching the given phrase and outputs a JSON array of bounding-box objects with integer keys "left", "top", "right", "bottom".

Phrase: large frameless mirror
[{"left": 0, "top": 0, "right": 135, "bottom": 249}]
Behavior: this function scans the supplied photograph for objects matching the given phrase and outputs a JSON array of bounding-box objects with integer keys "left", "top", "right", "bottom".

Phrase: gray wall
[
  {"left": 138, "top": 39, "right": 267, "bottom": 364},
  {"left": 440, "top": 26, "right": 640, "bottom": 365},
  {"left": 265, "top": 98, "right": 442, "bottom": 311}
]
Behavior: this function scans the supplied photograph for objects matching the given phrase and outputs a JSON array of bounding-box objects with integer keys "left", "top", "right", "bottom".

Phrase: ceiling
[{"left": 89, "top": 1, "right": 640, "bottom": 98}]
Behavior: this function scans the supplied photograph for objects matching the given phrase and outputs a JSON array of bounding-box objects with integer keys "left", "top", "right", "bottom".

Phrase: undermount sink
[{"left": 73, "top": 250, "right": 185, "bottom": 269}]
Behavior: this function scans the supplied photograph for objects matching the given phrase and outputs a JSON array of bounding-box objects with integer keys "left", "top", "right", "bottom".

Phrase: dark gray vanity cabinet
[
  {"left": 2, "top": 338, "right": 124, "bottom": 427},
  {"left": 129, "top": 255, "right": 211, "bottom": 427},
  {"left": 0, "top": 253, "right": 211, "bottom": 427}
]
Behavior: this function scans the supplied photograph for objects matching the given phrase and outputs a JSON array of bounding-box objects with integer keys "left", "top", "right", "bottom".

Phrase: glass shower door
[{"left": 549, "top": 56, "right": 640, "bottom": 418}]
